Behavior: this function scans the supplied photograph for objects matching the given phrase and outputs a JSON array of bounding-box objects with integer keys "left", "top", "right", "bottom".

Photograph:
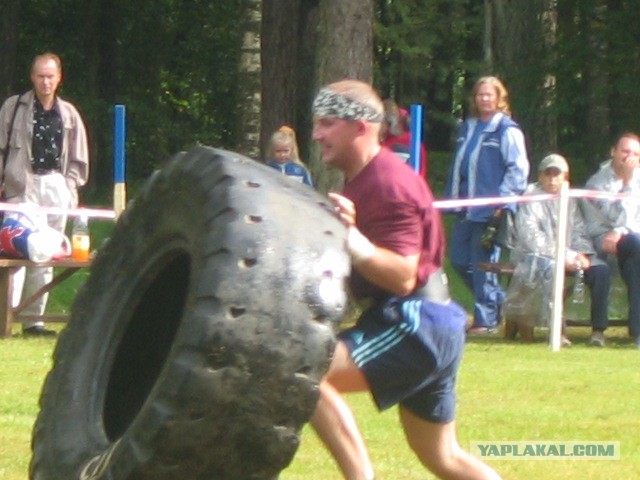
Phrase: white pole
[{"left": 550, "top": 181, "right": 570, "bottom": 351}]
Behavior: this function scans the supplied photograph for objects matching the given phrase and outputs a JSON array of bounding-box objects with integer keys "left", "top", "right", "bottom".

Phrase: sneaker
[
  {"left": 23, "top": 325, "right": 57, "bottom": 337},
  {"left": 562, "top": 335, "right": 572, "bottom": 347},
  {"left": 466, "top": 326, "right": 498, "bottom": 336},
  {"left": 589, "top": 331, "right": 605, "bottom": 347}
]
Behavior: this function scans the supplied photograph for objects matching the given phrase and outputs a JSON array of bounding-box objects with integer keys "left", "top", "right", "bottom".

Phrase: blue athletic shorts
[{"left": 340, "top": 297, "right": 467, "bottom": 423}]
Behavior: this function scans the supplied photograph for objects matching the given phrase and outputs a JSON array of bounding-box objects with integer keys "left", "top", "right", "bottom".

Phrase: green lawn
[
  {"left": 0, "top": 216, "right": 114, "bottom": 479},
  {"left": 284, "top": 328, "right": 640, "bottom": 479},
  {"left": 2, "top": 327, "right": 639, "bottom": 479}
]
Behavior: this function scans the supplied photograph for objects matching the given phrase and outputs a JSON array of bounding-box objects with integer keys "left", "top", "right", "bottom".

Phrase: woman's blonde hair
[
  {"left": 468, "top": 76, "right": 511, "bottom": 117},
  {"left": 267, "top": 125, "right": 304, "bottom": 165}
]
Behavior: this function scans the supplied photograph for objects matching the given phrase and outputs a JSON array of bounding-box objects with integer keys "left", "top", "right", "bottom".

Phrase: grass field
[
  {"left": 2, "top": 159, "right": 640, "bottom": 479},
  {"left": 2, "top": 325, "right": 640, "bottom": 479},
  {"left": 284, "top": 329, "right": 640, "bottom": 479}
]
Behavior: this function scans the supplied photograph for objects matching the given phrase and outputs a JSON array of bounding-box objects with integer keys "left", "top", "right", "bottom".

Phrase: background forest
[{"left": 2, "top": 0, "right": 640, "bottom": 197}]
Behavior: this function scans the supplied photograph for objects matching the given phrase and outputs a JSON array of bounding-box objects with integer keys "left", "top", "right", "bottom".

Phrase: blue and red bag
[{"left": 0, "top": 208, "right": 71, "bottom": 263}]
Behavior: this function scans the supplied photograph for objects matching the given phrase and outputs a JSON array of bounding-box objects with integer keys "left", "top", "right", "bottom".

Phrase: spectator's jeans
[
  {"left": 583, "top": 262, "right": 611, "bottom": 332},
  {"left": 616, "top": 233, "right": 640, "bottom": 338},
  {"left": 449, "top": 214, "right": 504, "bottom": 328}
]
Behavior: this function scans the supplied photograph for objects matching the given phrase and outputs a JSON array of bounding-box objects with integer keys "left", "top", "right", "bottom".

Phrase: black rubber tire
[{"left": 30, "top": 146, "right": 349, "bottom": 480}]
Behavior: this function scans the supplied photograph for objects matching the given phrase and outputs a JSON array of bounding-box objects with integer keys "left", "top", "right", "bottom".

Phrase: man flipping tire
[{"left": 309, "top": 80, "right": 501, "bottom": 480}]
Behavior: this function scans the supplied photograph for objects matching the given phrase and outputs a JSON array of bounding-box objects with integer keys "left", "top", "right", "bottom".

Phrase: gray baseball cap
[{"left": 538, "top": 153, "right": 569, "bottom": 173}]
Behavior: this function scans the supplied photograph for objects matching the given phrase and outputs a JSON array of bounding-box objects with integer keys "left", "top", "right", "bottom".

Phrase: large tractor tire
[{"left": 30, "top": 147, "right": 349, "bottom": 480}]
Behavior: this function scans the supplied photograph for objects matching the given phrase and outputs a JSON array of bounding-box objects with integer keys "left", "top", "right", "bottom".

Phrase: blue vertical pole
[
  {"left": 114, "top": 105, "right": 126, "bottom": 183},
  {"left": 409, "top": 104, "right": 423, "bottom": 173},
  {"left": 113, "top": 105, "right": 127, "bottom": 216}
]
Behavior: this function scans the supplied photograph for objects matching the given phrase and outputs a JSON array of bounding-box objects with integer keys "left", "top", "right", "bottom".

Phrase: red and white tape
[
  {"left": 0, "top": 201, "right": 116, "bottom": 220},
  {"left": 433, "top": 188, "right": 640, "bottom": 210},
  {"left": 1, "top": 188, "right": 634, "bottom": 220}
]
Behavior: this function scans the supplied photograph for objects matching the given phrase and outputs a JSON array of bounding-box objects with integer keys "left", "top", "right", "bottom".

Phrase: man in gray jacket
[
  {"left": 506, "top": 154, "right": 610, "bottom": 346},
  {"left": 0, "top": 52, "right": 89, "bottom": 336},
  {"left": 584, "top": 132, "right": 640, "bottom": 349}
]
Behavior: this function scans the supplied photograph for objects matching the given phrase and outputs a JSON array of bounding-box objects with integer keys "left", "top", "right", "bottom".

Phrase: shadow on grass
[{"left": 464, "top": 325, "right": 637, "bottom": 349}]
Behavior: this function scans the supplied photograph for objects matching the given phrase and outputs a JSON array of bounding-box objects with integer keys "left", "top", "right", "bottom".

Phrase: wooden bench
[
  {"left": 0, "top": 257, "right": 92, "bottom": 337},
  {"left": 477, "top": 261, "right": 627, "bottom": 327}
]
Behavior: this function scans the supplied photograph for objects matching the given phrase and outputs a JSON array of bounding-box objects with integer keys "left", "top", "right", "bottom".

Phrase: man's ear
[{"left": 355, "top": 120, "right": 369, "bottom": 136}]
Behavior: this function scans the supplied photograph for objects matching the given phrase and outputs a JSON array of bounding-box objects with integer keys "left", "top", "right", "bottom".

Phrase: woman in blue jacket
[{"left": 445, "top": 76, "right": 530, "bottom": 334}]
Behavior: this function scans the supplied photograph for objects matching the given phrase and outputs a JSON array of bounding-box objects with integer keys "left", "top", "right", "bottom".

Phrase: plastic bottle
[
  {"left": 71, "top": 215, "right": 90, "bottom": 261},
  {"left": 572, "top": 268, "right": 585, "bottom": 304}
]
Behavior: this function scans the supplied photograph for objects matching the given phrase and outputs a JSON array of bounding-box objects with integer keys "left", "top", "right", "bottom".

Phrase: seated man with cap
[{"left": 504, "top": 153, "right": 611, "bottom": 345}]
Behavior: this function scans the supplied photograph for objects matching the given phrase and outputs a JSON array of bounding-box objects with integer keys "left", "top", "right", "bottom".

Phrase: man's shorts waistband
[{"left": 356, "top": 267, "right": 451, "bottom": 310}]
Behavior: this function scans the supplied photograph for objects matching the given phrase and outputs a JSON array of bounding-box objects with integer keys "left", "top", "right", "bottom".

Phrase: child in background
[
  {"left": 380, "top": 99, "right": 428, "bottom": 177},
  {"left": 266, "top": 126, "right": 313, "bottom": 186}
]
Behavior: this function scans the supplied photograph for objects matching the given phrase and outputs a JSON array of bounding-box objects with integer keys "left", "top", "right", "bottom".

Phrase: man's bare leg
[
  {"left": 399, "top": 406, "right": 501, "bottom": 480},
  {"left": 311, "top": 382, "right": 374, "bottom": 480},
  {"left": 310, "top": 342, "right": 374, "bottom": 480}
]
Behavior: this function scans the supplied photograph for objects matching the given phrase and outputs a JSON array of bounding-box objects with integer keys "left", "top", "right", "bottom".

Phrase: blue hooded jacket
[
  {"left": 445, "top": 112, "right": 529, "bottom": 221},
  {"left": 266, "top": 160, "right": 313, "bottom": 187}
]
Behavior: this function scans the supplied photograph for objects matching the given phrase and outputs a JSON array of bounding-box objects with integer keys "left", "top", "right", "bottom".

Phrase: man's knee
[
  {"left": 618, "top": 233, "right": 640, "bottom": 259},
  {"left": 588, "top": 263, "right": 611, "bottom": 287},
  {"left": 399, "top": 408, "right": 458, "bottom": 471}
]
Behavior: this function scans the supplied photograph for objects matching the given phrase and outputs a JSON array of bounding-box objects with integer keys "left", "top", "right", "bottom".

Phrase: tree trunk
[
  {"left": 486, "top": 0, "right": 559, "bottom": 164},
  {"left": 483, "top": 0, "right": 493, "bottom": 64},
  {"left": 311, "top": 0, "right": 375, "bottom": 192},
  {"left": 81, "top": 0, "right": 119, "bottom": 193},
  {"left": 540, "top": 0, "right": 558, "bottom": 153},
  {"left": 583, "top": 0, "right": 610, "bottom": 163},
  {"left": 0, "top": 0, "right": 20, "bottom": 99},
  {"left": 294, "top": 1, "right": 320, "bottom": 167},
  {"left": 315, "top": 0, "right": 374, "bottom": 84},
  {"left": 261, "top": 0, "right": 301, "bottom": 158},
  {"left": 236, "top": 0, "right": 263, "bottom": 159}
]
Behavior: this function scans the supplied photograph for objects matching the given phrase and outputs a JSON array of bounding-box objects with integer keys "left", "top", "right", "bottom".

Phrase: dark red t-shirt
[{"left": 342, "top": 147, "right": 445, "bottom": 300}]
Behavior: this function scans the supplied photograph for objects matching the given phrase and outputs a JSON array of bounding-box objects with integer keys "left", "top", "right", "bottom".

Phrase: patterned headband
[{"left": 312, "top": 88, "right": 383, "bottom": 122}]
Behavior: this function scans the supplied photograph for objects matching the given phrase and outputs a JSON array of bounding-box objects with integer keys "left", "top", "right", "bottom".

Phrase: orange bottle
[{"left": 71, "top": 215, "right": 90, "bottom": 261}]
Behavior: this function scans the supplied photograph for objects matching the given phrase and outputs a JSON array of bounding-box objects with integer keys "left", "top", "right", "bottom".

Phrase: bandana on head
[{"left": 312, "top": 88, "right": 383, "bottom": 122}]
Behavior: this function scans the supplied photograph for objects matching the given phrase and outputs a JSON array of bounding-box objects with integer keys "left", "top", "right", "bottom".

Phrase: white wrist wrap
[{"left": 347, "top": 227, "right": 375, "bottom": 264}]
